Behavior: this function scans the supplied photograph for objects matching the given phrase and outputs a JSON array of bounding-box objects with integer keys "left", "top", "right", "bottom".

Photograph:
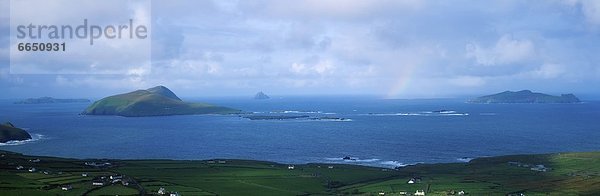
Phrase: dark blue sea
[{"left": 1, "top": 97, "right": 599, "bottom": 168}]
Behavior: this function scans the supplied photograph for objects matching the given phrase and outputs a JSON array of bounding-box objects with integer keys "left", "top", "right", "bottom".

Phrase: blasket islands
[
  {"left": 468, "top": 90, "right": 581, "bottom": 104},
  {"left": 14, "top": 97, "right": 90, "bottom": 104},
  {"left": 81, "top": 86, "right": 240, "bottom": 117}
]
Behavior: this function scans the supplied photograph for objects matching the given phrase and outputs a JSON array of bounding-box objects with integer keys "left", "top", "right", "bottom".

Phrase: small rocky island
[
  {"left": 469, "top": 90, "right": 581, "bottom": 104},
  {"left": 0, "top": 122, "right": 32, "bottom": 143},
  {"left": 15, "top": 97, "right": 90, "bottom": 104},
  {"left": 82, "top": 86, "right": 241, "bottom": 117},
  {"left": 254, "top": 91, "right": 270, "bottom": 100}
]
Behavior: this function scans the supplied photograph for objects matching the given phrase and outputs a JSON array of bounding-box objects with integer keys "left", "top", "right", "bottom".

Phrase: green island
[
  {"left": 81, "top": 86, "right": 241, "bottom": 117},
  {"left": 1, "top": 150, "right": 598, "bottom": 195},
  {"left": 14, "top": 97, "right": 91, "bottom": 104},
  {"left": 0, "top": 122, "right": 32, "bottom": 143},
  {"left": 468, "top": 90, "right": 581, "bottom": 104}
]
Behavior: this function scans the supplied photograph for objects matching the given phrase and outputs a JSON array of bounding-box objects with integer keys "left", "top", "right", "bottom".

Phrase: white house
[
  {"left": 407, "top": 179, "right": 415, "bottom": 184},
  {"left": 61, "top": 185, "right": 72, "bottom": 191},
  {"left": 415, "top": 190, "right": 426, "bottom": 196},
  {"left": 288, "top": 165, "right": 295, "bottom": 170},
  {"left": 158, "top": 187, "right": 166, "bottom": 194},
  {"left": 110, "top": 175, "right": 123, "bottom": 180},
  {"left": 531, "top": 164, "right": 549, "bottom": 172}
]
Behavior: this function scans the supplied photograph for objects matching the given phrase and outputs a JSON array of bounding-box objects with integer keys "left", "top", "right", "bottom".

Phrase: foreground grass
[{"left": 1, "top": 150, "right": 599, "bottom": 195}]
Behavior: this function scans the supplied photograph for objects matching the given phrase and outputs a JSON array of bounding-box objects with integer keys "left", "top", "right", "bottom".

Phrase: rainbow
[{"left": 385, "top": 63, "right": 418, "bottom": 99}]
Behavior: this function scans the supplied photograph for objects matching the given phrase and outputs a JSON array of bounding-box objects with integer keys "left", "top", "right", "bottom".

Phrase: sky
[{"left": 1, "top": 0, "right": 600, "bottom": 99}]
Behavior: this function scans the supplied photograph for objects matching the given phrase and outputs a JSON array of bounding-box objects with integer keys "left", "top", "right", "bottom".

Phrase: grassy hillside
[
  {"left": 469, "top": 90, "right": 581, "bottom": 103},
  {"left": 1, "top": 150, "right": 599, "bottom": 195},
  {"left": 82, "top": 86, "right": 240, "bottom": 117},
  {"left": 0, "top": 122, "right": 32, "bottom": 143}
]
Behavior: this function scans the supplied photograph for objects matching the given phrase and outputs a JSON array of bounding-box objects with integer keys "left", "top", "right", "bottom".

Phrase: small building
[
  {"left": 110, "top": 175, "right": 123, "bottom": 180},
  {"left": 81, "top": 173, "right": 88, "bottom": 177},
  {"left": 415, "top": 190, "right": 426, "bottom": 196},
  {"left": 16, "top": 165, "right": 24, "bottom": 170},
  {"left": 287, "top": 165, "right": 295, "bottom": 170},
  {"left": 92, "top": 181, "right": 104, "bottom": 186},
  {"left": 28, "top": 167, "right": 36, "bottom": 172},
  {"left": 458, "top": 190, "right": 466, "bottom": 195},
  {"left": 378, "top": 191, "right": 385, "bottom": 195},
  {"left": 531, "top": 164, "right": 549, "bottom": 172},
  {"left": 207, "top": 160, "right": 216, "bottom": 164},
  {"left": 407, "top": 179, "right": 415, "bottom": 184},
  {"left": 218, "top": 160, "right": 226, "bottom": 164},
  {"left": 43, "top": 171, "right": 50, "bottom": 175},
  {"left": 61, "top": 185, "right": 73, "bottom": 191},
  {"left": 30, "top": 159, "right": 41, "bottom": 163},
  {"left": 158, "top": 187, "right": 166, "bottom": 194},
  {"left": 327, "top": 166, "right": 334, "bottom": 169}
]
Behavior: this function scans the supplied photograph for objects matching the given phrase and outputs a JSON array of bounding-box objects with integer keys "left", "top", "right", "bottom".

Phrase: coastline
[{"left": 1, "top": 149, "right": 599, "bottom": 195}]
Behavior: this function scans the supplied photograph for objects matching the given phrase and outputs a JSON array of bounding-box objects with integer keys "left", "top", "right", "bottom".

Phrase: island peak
[
  {"left": 146, "top": 85, "right": 181, "bottom": 101},
  {"left": 254, "top": 91, "right": 270, "bottom": 100},
  {"left": 82, "top": 86, "right": 240, "bottom": 117}
]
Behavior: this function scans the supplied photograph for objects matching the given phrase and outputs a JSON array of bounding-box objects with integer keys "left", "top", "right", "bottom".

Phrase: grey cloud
[{"left": 1, "top": 0, "right": 600, "bottom": 98}]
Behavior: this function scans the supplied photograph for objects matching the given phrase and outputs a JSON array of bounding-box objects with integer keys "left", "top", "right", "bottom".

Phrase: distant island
[
  {"left": 469, "top": 90, "right": 581, "bottom": 104},
  {"left": 254, "top": 91, "right": 270, "bottom": 100},
  {"left": 81, "top": 86, "right": 241, "bottom": 117},
  {"left": 0, "top": 122, "right": 32, "bottom": 143},
  {"left": 14, "top": 97, "right": 90, "bottom": 104}
]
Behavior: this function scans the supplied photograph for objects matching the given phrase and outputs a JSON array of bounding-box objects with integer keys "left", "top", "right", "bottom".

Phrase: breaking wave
[
  {"left": 365, "top": 111, "right": 469, "bottom": 116},
  {"left": 457, "top": 157, "right": 474, "bottom": 162},
  {"left": 324, "top": 157, "right": 412, "bottom": 168},
  {"left": 269, "top": 110, "right": 337, "bottom": 115},
  {"left": 0, "top": 133, "right": 45, "bottom": 146}
]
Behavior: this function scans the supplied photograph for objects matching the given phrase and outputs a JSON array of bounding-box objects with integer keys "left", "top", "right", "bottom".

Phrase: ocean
[{"left": 1, "top": 97, "right": 599, "bottom": 168}]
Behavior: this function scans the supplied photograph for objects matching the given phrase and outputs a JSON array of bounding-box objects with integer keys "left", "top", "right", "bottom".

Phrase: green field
[{"left": 1, "top": 150, "right": 599, "bottom": 195}]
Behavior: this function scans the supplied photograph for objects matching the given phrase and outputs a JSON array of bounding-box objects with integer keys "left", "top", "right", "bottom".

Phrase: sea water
[{"left": 1, "top": 97, "right": 599, "bottom": 168}]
